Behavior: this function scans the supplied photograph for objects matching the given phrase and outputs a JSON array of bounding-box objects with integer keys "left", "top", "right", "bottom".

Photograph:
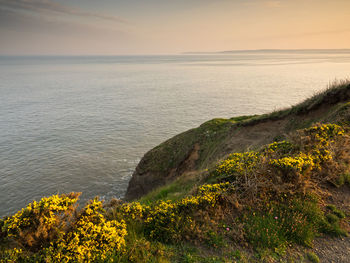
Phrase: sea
[{"left": 1, "top": 50, "right": 350, "bottom": 217}]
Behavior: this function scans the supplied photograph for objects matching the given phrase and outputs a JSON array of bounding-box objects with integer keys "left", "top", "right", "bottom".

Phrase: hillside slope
[
  {"left": 1, "top": 81, "right": 350, "bottom": 263},
  {"left": 126, "top": 81, "right": 350, "bottom": 200}
]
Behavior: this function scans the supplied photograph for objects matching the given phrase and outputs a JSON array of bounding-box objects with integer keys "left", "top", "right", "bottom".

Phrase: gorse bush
[
  {"left": 212, "top": 124, "right": 349, "bottom": 199},
  {"left": 269, "top": 153, "right": 315, "bottom": 173},
  {"left": 1, "top": 195, "right": 127, "bottom": 262},
  {"left": 108, "top": 182, "right": 232, "bottom": 245},
  {"left": 304, "top": 124, "right": 345, "bottom": 142},
  {"left": 43, "top": 198, "right": 127, "bottom": 262},
  {"left": 0, "top": 247, "right": 25, "bottom": 263},
  {"left": 1, "top": 193, "right": 80, "bottom": 249},
  {"left": 263, "top": 140, "right": 295, "bottom": 155},
  {"left": 214, "top": 152, "right": 260, "bottom": 182},
  {"left": 111, "top": 201, "right": 148, "bottom": 225},
  {"left": 142, "top": 183, "right": 230, "bottom": 243}
]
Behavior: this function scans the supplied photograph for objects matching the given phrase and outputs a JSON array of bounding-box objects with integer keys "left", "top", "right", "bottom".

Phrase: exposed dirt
[
  {"left": 311, "top": 185, "right": 350, "bottom": 263},
  {"left": 326, "top": 185, "right": 350, "bottom": 215},
  {"left": 168, "top": 143, "right": 200, "bottom": 180},
  {"left": 313, "top": 236, "right": 350, "bottom": 263}
]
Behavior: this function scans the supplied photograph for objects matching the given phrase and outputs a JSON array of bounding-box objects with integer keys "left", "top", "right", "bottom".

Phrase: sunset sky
[{"left": 0, "top": 0, "right": 349, "bottom": 55}]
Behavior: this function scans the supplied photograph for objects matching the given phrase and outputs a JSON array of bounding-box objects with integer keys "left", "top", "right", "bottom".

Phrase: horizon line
[{"left": 184, "top": 48, "right": 350, "bottom": 54}]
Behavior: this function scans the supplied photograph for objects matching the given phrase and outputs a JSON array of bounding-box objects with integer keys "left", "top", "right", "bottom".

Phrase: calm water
[{"left": 1, "top": 52, "right": 350, "bottom": 217}]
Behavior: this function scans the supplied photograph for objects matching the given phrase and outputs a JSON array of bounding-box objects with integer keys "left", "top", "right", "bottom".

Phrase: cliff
[{"left": 126, "top": 81, "right": 350, "bottom": 200}]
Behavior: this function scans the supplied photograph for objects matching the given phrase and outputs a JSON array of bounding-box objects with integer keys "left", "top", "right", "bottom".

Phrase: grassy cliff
[
  {"left": 1, "top": 81, "right": 350, "bottom": 262},
  {"left": 126, "top": 80, "right": 350, "bottom": 200}
]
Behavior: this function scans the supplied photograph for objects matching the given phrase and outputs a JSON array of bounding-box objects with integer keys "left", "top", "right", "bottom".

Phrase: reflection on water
[{"left": 0, "top": 51, "right": 349, "bottom": 217}]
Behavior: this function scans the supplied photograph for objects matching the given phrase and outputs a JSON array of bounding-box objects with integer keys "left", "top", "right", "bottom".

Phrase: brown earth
[{"left": 311, "top": 185, "right": 350, "bottom": 263}]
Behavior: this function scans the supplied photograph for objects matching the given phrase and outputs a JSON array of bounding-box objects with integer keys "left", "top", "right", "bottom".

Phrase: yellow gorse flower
[
  {"left": 1, "top": 195, "right": 127, "bottom": 262},
  {"left": 2, "top": 193, "right": 79, "bottom": 238},
  {"left": 44, "top": 198, "right": 127, "bottom": 262},
  {"left": 143, "top": 182, "right": 230, "bottom": 242},
  {"left": 215, "top": 152, "right": 259, "bottom": 178}
]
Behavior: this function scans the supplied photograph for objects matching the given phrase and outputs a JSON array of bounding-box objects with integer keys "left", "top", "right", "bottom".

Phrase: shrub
[
  {"left": 144, "top": 183, "right": 230, "bottom": 243},
  {"left": 1, "top": 195, "right": 127, "bottom": 262},
  {"left": 269, "top": 153, "right": 316, "bottom": 174},
  {"left": 115, "top": 202, "right": 148, "bottom": 222},
  {"left": 214, "top": 152, "right": 259, "bottom": 182},
  {"left": 264, "top": 140, "right": 295, "bottom": 155},
  {"left": 1, "top": 193, "right": 80, "bottom": 249},
  {"left": 304, "top": 124, "right": 344, "bottom": 143},
  {"left": 0, "top": 248, "right": 27, "bottom": 263},
  {"left": 43, "top": 198, "right": 127, "bottom": 262}
]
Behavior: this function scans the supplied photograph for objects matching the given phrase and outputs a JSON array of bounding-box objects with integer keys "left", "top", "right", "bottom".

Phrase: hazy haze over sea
[{"left": 0, "top": 51, "right": 349, "bottom": 217}]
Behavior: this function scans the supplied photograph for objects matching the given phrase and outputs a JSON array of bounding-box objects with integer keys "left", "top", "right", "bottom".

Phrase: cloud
[
  {"left": 0, "top": 0, "right": 126, "bottom": 23},
  {"left": 0, "top": 8, "right": 121, "bottom": 34},
  {"left": 0, "top": 7, "right": 135, "bottom": 55}
]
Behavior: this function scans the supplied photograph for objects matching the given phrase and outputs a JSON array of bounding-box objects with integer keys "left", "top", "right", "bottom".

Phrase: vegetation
[
  {"left": 239, "top": 79, "right": 350, "bottom": 126},
  {"left": 126, "top": 80, "right": 350, "bottom": 200},
  {"left": 1, "top": 82, "right": 350, "bottom": 262},
  {"left": 306, "top": 252, "right": 320, "bottom": 263},
  {"left": 0, "top": 194, "right": 126, "bottom": 262}
]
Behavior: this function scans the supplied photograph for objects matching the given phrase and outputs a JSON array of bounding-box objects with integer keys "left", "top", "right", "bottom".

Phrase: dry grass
[{"left": 239, "top": 79, "right": 350, "bottom": 126}]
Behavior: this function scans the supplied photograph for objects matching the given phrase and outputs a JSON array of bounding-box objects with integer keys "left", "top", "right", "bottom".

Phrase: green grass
[
  {"left": 321, "top": 213, "right": 348, "bottom": 237},
  {"left": 244, "top": 208, "right": 343, "bottom": 261},
  {"left": 205, "top": 231, "right": 227, "bottom": 249},
  {"left": 243, "top": 196, "right": 348, "bottom": 253},
  {"left": 306, "top": 252, "right": 320, "bottom": 263},
  {"left": 336, "top": 173, "right": 350, "bottom": 186},
  {"left": 138, "top": 173, "right": 202, "bottom": 204},
  {"left": 112, "top": 221, "right": 173, "bottom": 263},
  {"left": 320, "top": 205, "right": 347, "bottom": 238},
  {"left": 230, "top": 115, "right": 258, "bottom": 122},
  {"left": 326, "top": 205, "right": 346, "bottom": 219}
]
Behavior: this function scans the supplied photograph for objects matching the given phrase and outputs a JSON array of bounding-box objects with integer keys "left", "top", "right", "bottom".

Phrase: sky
[{"left": 0, "top": 0, "right": 349, "bottom": 55}]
